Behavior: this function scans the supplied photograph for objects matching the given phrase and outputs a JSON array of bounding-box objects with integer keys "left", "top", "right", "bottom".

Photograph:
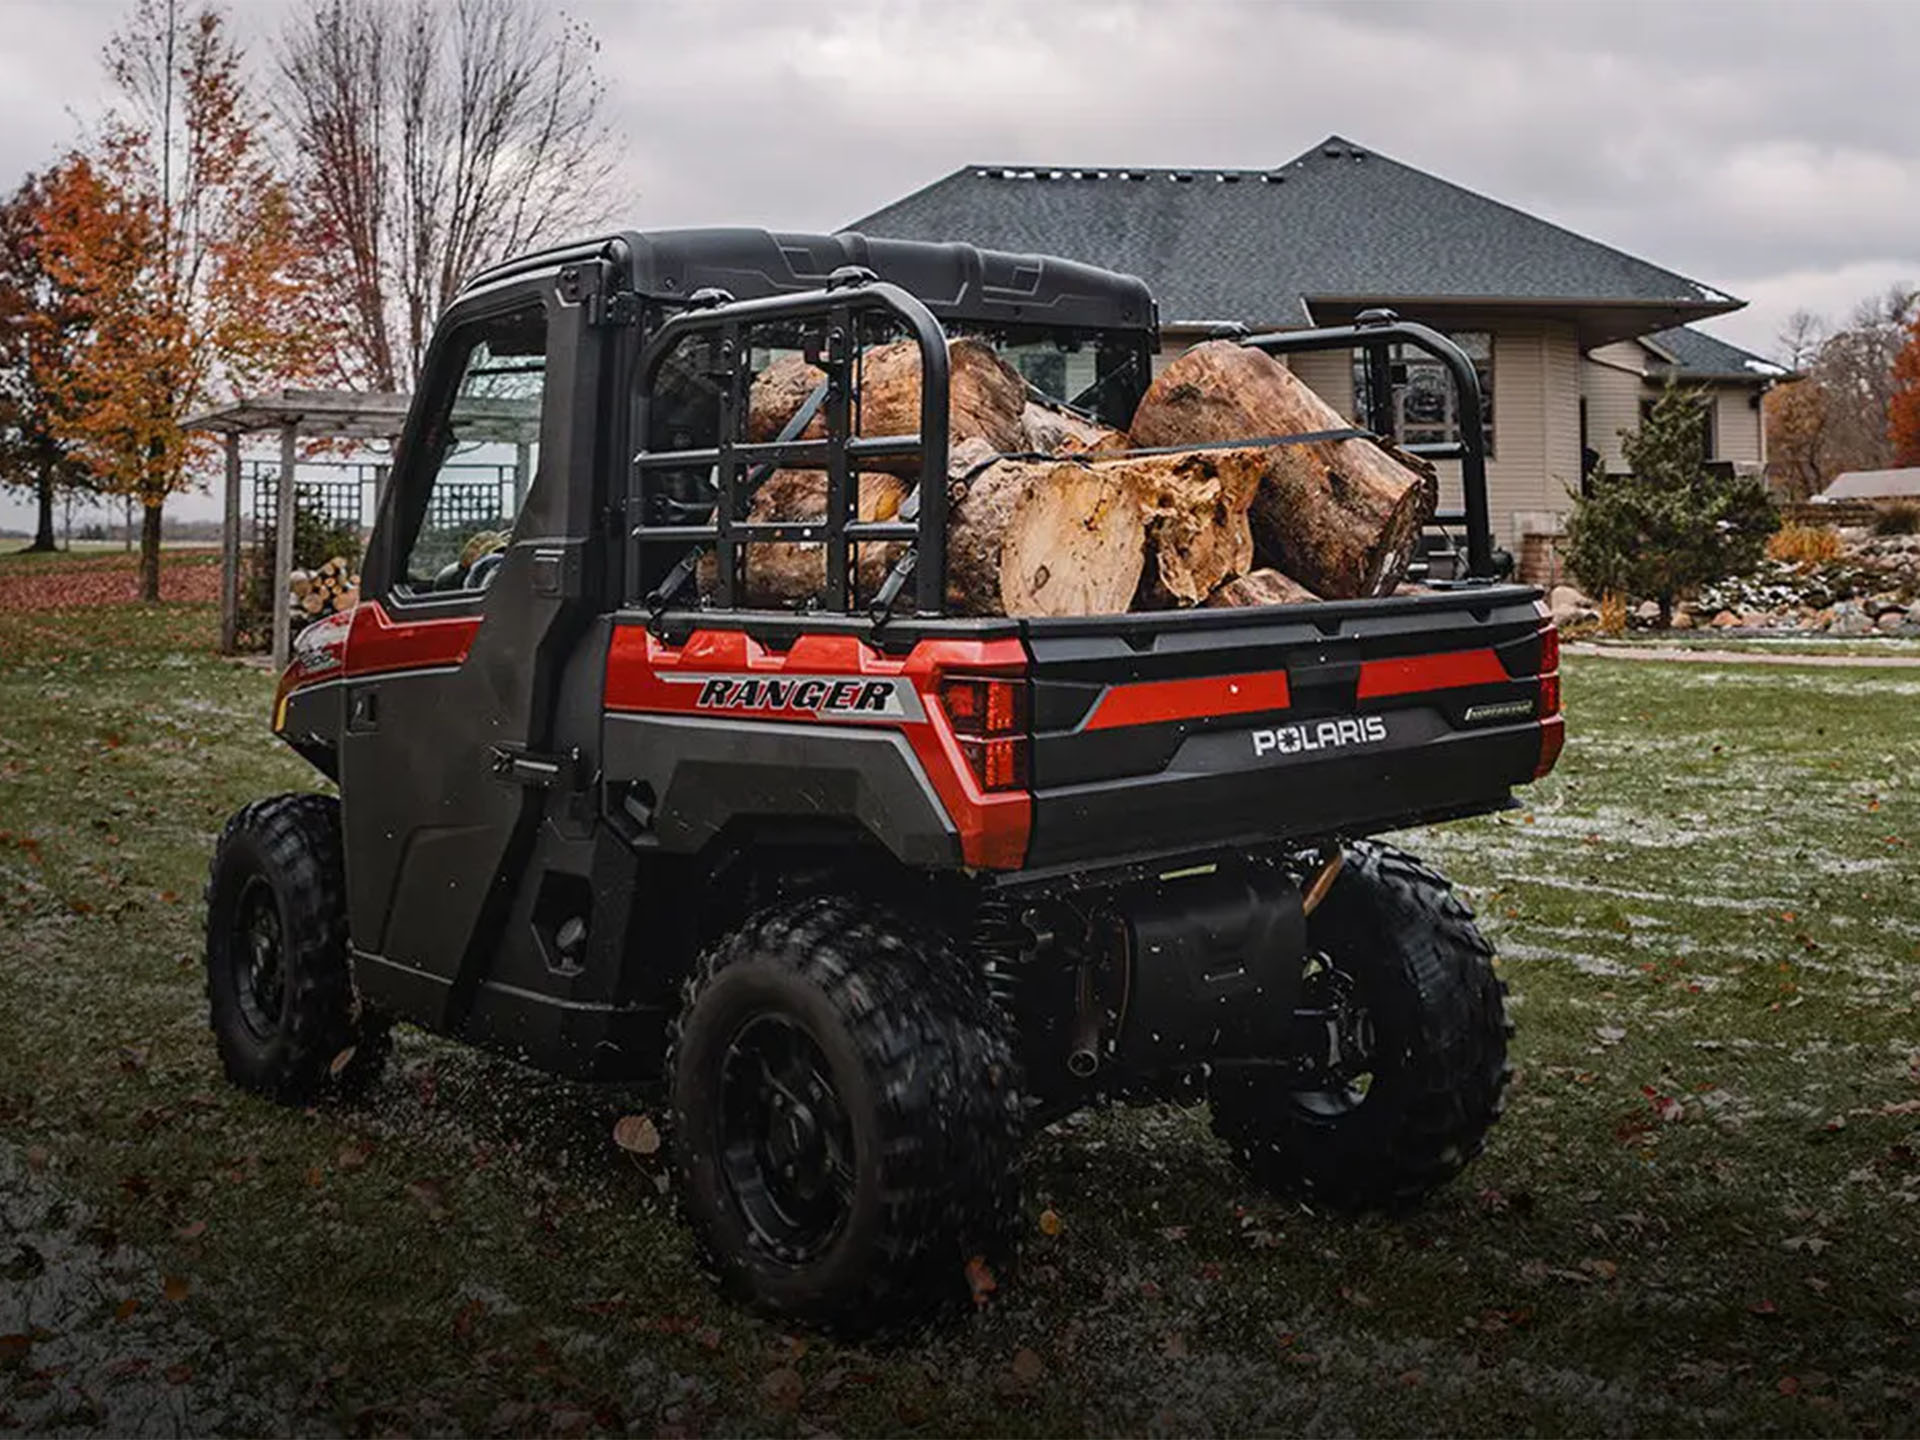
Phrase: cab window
[{"left": 394, "top": 303, "right": 547, "bottom": 597}]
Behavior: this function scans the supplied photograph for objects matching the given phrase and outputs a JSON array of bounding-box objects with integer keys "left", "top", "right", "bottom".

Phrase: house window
[
  {"left": 1640, "top": 396, "right": 1715, "bottom": 463},
  {"left": 1352, "top": 331, "right": 1495, "bottom": 457}
]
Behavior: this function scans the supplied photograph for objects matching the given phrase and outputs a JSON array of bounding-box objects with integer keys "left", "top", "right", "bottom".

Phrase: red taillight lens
[
  {"left": 941, "top": 675, "right": 1028, "bottom": 792},
  {"left": 1535, "top": 716, "right": 1566, "bottom": 777},
  {"left": 1539, "top": 671, "right": 1562, "bottom": 717},
  {"left": 1538, "top": 621, "right": 1560, "bottom": 677}
]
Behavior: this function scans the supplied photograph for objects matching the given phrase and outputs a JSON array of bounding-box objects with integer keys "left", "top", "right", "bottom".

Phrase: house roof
[
  {"left": 1821, "top": 467, "right": 1920, "bottom": 501},
  {"left": 847, "top": 136, "right": 1743, "bottom": 345},
  {"left": 1641, "top": 326, "right": 1790, "bottom": 384}
]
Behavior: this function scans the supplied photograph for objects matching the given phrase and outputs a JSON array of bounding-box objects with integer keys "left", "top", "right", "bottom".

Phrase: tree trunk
[
  {"left": 26, "top": 466, "right": 57, "bottom": 552},
  {"left": 140, "top": 500, "right": 164, "bottom": 602},
  {"left": 747, "top": 337, "right": 1028, "bottom": 471},
  {"left": 1205, "top": 568, "right": 1320, "bottom": 608},
  {"left": 1128, "top": 341, "right": 1433, "bottom": 599}
]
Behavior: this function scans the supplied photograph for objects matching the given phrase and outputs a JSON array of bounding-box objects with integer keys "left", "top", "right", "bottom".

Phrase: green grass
[{"left": 2, "top": 581, "right": 1918, "bottom": 1435}]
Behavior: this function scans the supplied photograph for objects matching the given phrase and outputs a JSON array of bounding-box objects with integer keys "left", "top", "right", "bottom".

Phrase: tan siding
[
  {"left": 1711, "top": 384, "right": 1763, "bottom": 465},
  {"left": 1288, "top": 348, "right": 1355, "bottom": 418},
  {"left": 1583, "top": 342, "right": 1647, "bottom": 474}
]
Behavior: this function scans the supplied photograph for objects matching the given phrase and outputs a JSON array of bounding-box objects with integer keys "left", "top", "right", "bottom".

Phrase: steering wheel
[{"left": 464, "top": 549, "right": 506, "bottom": 591}]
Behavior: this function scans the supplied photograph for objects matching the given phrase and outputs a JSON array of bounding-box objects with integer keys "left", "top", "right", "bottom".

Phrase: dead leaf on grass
[
  {"left": 1011, "top": 1346, "right": 1044, "bottom": 1384},
  {"left": 761, "top": 1366, "right": 803, "bottom": 1411},
  {"left": 612, "top": 1114, "right": 662, "bottom": 1155},
  {"left": 965, "top": 1255, "right": 998, "bottom": 1308},
  {"left": 173, "top": 1220, "right": 207, "bottom": 1242},
  {"left": 405, "top": 1178, "right": 452, "bottom": 1222},
  {"left": 1037, "top": 1208, "right": 1062, "bottom": 1236},
  {"left": 161, "top": 1274, "right": 190, "bottom": 1303},
  {"left": 337, "top": 1140, "right": 372, "bottom": 1171}
]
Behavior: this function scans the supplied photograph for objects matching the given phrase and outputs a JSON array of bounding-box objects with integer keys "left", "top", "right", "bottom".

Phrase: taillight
[
  {"left": 1534, "top": 621, "right": 1563, "bottom": 777},
  {"left": 940, "top": 675, "right": 1028, "bottom": 793}
]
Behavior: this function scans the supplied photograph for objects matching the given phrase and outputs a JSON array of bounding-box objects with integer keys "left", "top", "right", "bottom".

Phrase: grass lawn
[{"left": 2, "top": 558, "right": 1918, "bottom": 1436}]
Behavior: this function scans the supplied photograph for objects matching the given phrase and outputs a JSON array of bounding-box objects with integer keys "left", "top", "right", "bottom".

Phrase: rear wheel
[
  {"left": 1210, "top": 841, "right": 1510, "bottom": 1211},
  {"left": 669, "top": 895, "right": 1021, "bottom": 1335},
  {"left": 204, "top": 794, "right": 389, "bottom": 1102}
]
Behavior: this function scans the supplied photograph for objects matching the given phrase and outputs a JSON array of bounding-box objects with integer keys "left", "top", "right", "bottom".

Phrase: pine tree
[{"left": 1564, "top": 382, "right": 1778, "bottom": 627}]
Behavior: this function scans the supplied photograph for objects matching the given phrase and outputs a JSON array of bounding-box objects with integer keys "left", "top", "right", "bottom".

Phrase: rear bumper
[{"left": 1026, "top": 717, "right": 1536, "bottom": 870}]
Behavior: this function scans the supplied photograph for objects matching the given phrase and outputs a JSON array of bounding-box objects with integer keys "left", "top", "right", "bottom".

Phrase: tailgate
[{"left": 1019, "top": 586, "right": 1555, "bottom": 870}]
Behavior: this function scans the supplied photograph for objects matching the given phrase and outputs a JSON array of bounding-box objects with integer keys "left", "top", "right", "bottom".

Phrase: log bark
[
  {"left": 1206, "top": 568, "right": 1320, "bottom": 608},
  {"left": 1020, "top": 398, "right": 1126, "bottom": 456},
  {"left": 1128, "top": 340, "right": 1433, "bottom": 598},
  {"left": 710, "top": 470, "right": 910, "bottom": 607},
  {"left": 746, "top": 337, "right": 1027, "bottom": 469}
]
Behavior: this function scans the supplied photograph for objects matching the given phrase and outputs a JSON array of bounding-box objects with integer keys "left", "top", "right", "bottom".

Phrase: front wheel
[
  {"left": 669, "top": 896, "right": 1022, "bottom": 1335},
  {"left": 1210, "top": 841, "right": 1510, "bottom": 1211},
  {"left": 204, "top": 794, "right": 389, "bottom": 1102}
]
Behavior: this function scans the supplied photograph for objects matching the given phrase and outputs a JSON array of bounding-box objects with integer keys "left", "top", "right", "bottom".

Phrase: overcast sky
[{"left": 4, "top": 0, "right": 1917, "bottom": 528}]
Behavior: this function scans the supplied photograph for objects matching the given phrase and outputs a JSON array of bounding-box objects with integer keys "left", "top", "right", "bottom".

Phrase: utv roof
[{"left": 459, "top": 227, "right": 1157, "bottom": 334}]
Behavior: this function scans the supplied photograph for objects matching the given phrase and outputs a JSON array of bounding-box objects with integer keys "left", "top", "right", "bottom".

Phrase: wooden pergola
[{"left": 183, "top": 389, "right": 537, "bottom": 667}]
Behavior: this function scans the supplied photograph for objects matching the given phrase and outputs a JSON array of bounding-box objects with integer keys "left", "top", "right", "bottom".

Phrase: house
[{"left": 848, "top": 136, "right": 1785, "bottom": 560}]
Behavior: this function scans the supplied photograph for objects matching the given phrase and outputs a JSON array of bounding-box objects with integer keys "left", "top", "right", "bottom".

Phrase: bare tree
[
  {"left": 1774, "top": 308, "right": 1825, "bottom": 372},
  {"left": 275, "top": 0, "right": 619, "bottom": 390}
]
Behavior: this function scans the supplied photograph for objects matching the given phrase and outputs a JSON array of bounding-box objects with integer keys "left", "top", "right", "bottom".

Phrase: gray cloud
[{"left": 5, "top": 0, "right": 1916, "bottom": 528}]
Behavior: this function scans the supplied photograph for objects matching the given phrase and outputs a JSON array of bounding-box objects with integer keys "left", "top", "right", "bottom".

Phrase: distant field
[{"left": 2, "top": 553, "right": 1917, "bottom": 1435}]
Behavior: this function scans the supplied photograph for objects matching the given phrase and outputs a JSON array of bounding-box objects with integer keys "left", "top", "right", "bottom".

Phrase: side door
[{"left": 338, "top": 277, "right": 607, "bottom": 1029}]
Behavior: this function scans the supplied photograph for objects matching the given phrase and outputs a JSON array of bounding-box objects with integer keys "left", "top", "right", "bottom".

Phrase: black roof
[
  {"left": 462, "top": 227, "right": 1155, "bottom": 333},
  {"left": 847, "top": 137, "right": 1743, "bottom": 345},
  {"left": 1642, "top": 326, "right": 1789, "bottom": 383}
]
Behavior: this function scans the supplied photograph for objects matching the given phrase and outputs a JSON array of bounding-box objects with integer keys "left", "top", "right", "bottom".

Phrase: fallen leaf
[
  {"left": 164, "top": 1362, "right": 193, "bottom": 1385},
  {"left": 1037, "top": 1208, "right": 1062, "bottom": 1237},
  {"left": 452, "top": 1297, "right": 486, "bottom": 1341},
  {"left": 761, "top": 1366, "right": 803, "bottom": 1411},
  {"left": 405, "top": 1178, "right": 452, "bottom": 1221},
  {"left": 612, "top": 1114, "right": 662, "bottom": 1156},
  {"left": 161, "top": 1274, "right": 190, "bottom": 1303},
  {"left": 113, "top": 1297, "right": 139, "bottom": 1322},
  {"left": 1581, "top": 1257, "right": 1619, "bottom": 1281},
  {"left": 965, "top": 1255, "right": 998, "bottom": 1309},
  {"left": 1778, "top": 1375, "right": 1802, "bottom": 1396},
  {"left": 1161, "top": 1331, "right": 1189, "bottom": 1359},
  {"left": 173, "top": 1220, "right": 207, "bottom": 1242},
  {"left": 1749, "top": 1298, "right": 1781, "bottom": 1316},
  {"left": 0, "top": 1334, "right": 31, "bottom": 1360},
  {"left": 337, "top": 1140, "right": 372, "bottom": 1172},
  {"left": 1594, "top": 1026, "right": 1627, "bottom": 1047},
  {"left": 328, "top": 1046, "right": 358, "bottom": 1078},
  {"left": 1011, "top": 1346, "right": 1044, "bottom": 1384}
]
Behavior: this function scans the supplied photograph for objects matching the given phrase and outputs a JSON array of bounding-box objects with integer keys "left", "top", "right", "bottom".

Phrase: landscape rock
[
  {"left": 1709, "top": 610, "right": 1743, "bottom": 629},
  {"left": 1830, "top": 602, "right": 1874, "bottom": 637},
  {"left": 1548, "top": 584, "right": 1595, "bottom": 626},
  {"left": 1634, "top": 600, "right": 1661, "bottom": 622},
  {"left": 1670, "top": 609, "right": 1695, "bottom": 630},
  {"left": 1876, "top": 609, "right": 1905, "bottom": 633}
]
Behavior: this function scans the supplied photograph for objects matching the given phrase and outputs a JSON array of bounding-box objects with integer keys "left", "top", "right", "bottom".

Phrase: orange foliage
[
  {"left": 30, "top": 2, "right": 320, "bottom": 599},
  {"left": 1765, "top": 523, "right": 1844, "bottom": 565},
  {"left": 1892, "top": 314, "right": 1920, "bottom": 466}
]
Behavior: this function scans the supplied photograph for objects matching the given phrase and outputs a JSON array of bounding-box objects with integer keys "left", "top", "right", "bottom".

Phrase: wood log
[
  {"left": 1128, "top": 340, "right": 1433, "bottom": 599},
  {"left": 746, "top": 337, "right": 1027, "bottom": 469},
  {"left": 1205, "top": 568, "right": 1320, "bottom": 608},
  {"left": 709, "top": 471, "right": 911, "bottom": 607},
  {"left": 1020, "top": 398, "right": 1125, "bottom": 456},
  {"left": 945, "top": 455, "right": 1146, "bottom": 617},
  {"left": 1129, "top": 448, "right": 1266, "bottom": 607}
]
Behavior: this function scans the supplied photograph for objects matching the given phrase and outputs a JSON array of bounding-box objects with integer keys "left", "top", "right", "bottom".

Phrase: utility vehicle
[{"left": 205, "top": 229, "right": 1563, "bottom": 1333}]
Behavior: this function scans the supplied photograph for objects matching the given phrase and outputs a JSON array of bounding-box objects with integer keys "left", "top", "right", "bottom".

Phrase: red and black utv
[{"left": 205, "top": 229, "right": 1562, "bottom": 1333}]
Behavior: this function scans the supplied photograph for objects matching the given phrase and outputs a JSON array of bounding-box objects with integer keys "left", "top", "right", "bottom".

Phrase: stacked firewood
[
  {"left": 725, "top": 335, "right": 1437, "bottom": 617},
  {"left": 290, "top": 556, "right": 360, "bottom": 617}
]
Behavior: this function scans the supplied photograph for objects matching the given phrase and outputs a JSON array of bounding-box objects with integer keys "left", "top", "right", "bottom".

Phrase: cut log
[
  {"left": 708, "top": 470, "right": 910, "bottom": 607},
  {"left": 945, "top": 456, "right": 1146, "bottom": 617},
  {"left": 1020, "top": 398, "right": 1126, "bottom": 457},
  {"left": 1128, "top": 341, "right": 1433, "bottom": 599},
  {"left": 745, "top": 337, "right": 1027, "bottom": 470},
  {"left": 1205, "top": 568, "right": 1320, "bottom": 608},
  {"left": 1129, "top": 448, "right": 1266, "bottom": 607}
]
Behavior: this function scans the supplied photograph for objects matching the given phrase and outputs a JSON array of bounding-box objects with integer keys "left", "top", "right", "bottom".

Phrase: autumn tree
[
  {"left": 1764, "top": 284, "right": 1918, "bottom": 494},
  {"left": 1566, "top": 382, "right": 1778, "bottom": 627},
  {"left": 34, "top": 0, "right": 316, "bottom": 600},
  {"left": 1763, "top": 379, "right": 1830, "bottom": 502},
  {"left": 0, "top": 170, "right": 98, "bottom": 552},
  {"left": 275, "top": 0, "right": 618, "bottom": 390},
  {"left": 1890, "top": 312, "right": 1920, "bottom": 466}
]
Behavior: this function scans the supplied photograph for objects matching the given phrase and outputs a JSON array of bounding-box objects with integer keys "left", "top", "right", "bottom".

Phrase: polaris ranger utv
[{"left": 206, "top": 229, "right": 1562, "bottom": 1333}]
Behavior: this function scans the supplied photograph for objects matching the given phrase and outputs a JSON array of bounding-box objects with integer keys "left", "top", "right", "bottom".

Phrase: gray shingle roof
[
  {"left": 1822, "top": 467, "right": 1920, "bottom": 501},
  {"left": 847, "top": 137, "right": 1742, "bottom": 335},
  {"left": 1643, "top": 326, "right": 1789, "bottom": 382}
]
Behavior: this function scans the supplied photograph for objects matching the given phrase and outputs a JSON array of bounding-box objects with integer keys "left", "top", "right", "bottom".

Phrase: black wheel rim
[
  {"left": 718, "top": 1013, "right": 855, "bottom": 1264},
  {"left": 232, "top": 876, "right": 287, "bottom": 1043},
  {"left": 1289, "top": 955, "right": 1379, "bottom": 1119}
]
